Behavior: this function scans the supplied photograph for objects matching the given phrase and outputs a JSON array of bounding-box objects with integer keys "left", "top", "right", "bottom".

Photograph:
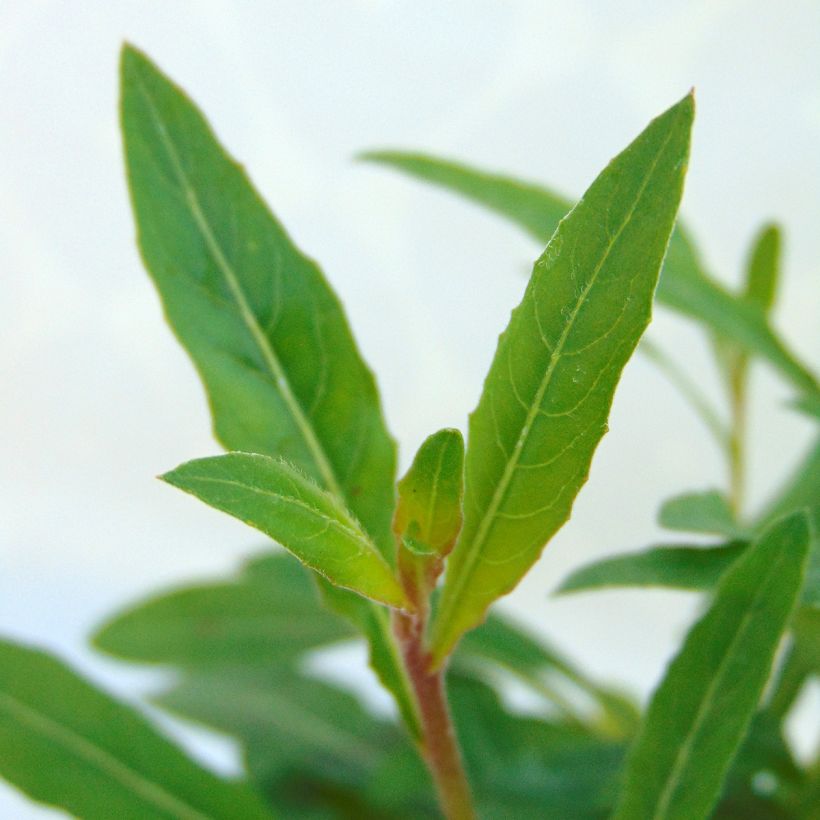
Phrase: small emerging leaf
[
  {"left": 658, "top": 490, "right": 747, "bottom": 538},
  {"left": 162, "top": 453, "right": 409, "bottom": 610},
  {"left": 394, "top": 428, "right": 465, "bottom": 557},
  {"left": 556, "top": 542, "right": 747, "bottom": 596},
  {"left": 429, "top": 92, "right": 695, "bottom": 664},
  {"left": 613, "top": 512, "right": 811, "bottom": 820},
  {"left": 0, "top": 638, "right": 273, "bottom": 819},
  {"left": 744, "top": 223, "right": 781, "bottom": 313}
]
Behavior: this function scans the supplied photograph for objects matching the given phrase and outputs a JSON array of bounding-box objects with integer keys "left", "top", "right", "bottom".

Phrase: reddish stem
[{"left": 393, "top": 610, "right": 476, "bottom": 820}]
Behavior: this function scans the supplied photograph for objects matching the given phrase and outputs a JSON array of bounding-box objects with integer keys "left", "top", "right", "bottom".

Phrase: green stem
[{"left": 393, "top": 610, "right": 476, "bottom": 820}]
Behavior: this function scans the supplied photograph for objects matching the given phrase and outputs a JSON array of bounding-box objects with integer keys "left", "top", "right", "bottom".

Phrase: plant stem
[{"left": 393, "top": 610, "right": 476, "bottom": 820}]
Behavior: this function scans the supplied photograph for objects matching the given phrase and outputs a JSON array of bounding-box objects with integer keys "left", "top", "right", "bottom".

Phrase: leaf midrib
[
  {"left": 435, "top": 129, "right": 676, "bottom": 647},
  {"left": 648, "top": 542, "right": 792, "bottom": 819},
  {"left": 0, "top": 690, "right": 212, "bottom": 820},
  {"left": 131, "top": 70, "right": 343, "bottom": 502}
]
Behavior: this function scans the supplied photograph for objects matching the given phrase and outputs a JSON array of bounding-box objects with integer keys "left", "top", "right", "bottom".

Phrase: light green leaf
[
  {"left": 394, "top": 428, "right": 464, "bottom": 557},
  {"left": 363, "top": 160, "right": 818, "bottom": 398},
  {"left": 92, "top": 552, "right": 353, "bottom": 666},
  {"left": 612, "top": 511, "right": 811, "bottom": 820},
  {"left": 658, "top": 490, "right": 747, "bottom": 538},
  {"left": 744, "top": 223, "right": 781, "bottom": 313},
  {"left": 429, "top": 93, "right": 695, "bottom": 664},
  {"left": 555, "top": 542, "right": 747, "bottom": 596},
  {"left": 0, "top": 638, "right": 273, "bottom": 819},
  {"left": 121, "top": 45, "right": 415, "bottom": 730},
  {"left": 162, "top": 454, "right": 409, "bottom": 609}
]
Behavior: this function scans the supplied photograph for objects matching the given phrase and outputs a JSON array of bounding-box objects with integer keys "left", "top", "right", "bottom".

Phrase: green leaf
[
  {"left": 658, "top": 490, "right": 747, "bottom": 538},
  {"left": 455, "top": 613, "right": 640, "bottom": 735},
  {"left": 162, "top": 454, "right": 409, "bottom": 609},
  {"left": 120, "top": 45, "right": 416, "bottom": 733},
  {"left": 363, "top": 161, "right": 818, "bottom": 398},
  {"left": 429, "top": 93, "right": 695, "bottom": 663},
  {"left": 92, "top": 552, "right": 353, "bottom": 666},
  {"left": 121, "top": 44, "right": 395, "bottom": 556},
  {"left": 0, "top": 638, "right": 273, "bottom": 819},
  {"left": 394, "top": 428, "right": 464, "bottom": 557},
  {"left": 359, "top": 150, "right": 573, "bottom": 244},
  {"left": 744, "top": 223, "right": 781, "bottom": 313},
  {"left": 556, "top": 542, "right": 747, "bottom": 596},
  {"left": 612, "top": 511, "right": 812, "bottom": 820},
  {"left": 448, "top": 674, "right": 627, "bottom": 819}
]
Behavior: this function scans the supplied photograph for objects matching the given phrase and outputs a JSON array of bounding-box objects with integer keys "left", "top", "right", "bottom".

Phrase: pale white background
[{"left": 1, "top": 1, "right": 819, "bottom": 816}]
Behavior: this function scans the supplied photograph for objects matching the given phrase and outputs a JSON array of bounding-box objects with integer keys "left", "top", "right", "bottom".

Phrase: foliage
[{"left": 1, "top": 44, "right": 817, "bottom": 820}]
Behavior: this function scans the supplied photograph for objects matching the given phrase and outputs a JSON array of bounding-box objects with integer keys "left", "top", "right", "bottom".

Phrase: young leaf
[
  {"left": 394, "top": 429, "right": 464, "bottom": 607},
  {"left": 0, "top": 638, "right": 273, "bottom": 819},
  {"left": 556, "top": 541, "right": 747, "bottom": 596},
  {"left": 363, "top": 157, "right": 818, "bottom": 398},
  {"left": 394, "top": 428, "right": 465, "bottom": 558},
  {"left": 429, "top": 93, "right": 695, "bottom": 664},
  {"left": 658, "top": 490, "right": 747, "bottom": 538},
  {"left": 612, "top": 511, "right": 811, "bottom": 820},
  {"left": 162, "top": 454, "right": 409, "bottom": 609},
  {"left": 120, "top": 44, "right": 415, "bottom": 733},
  {"left": 744, "top": 223, "right": 781, "bottom": 313},
  {"left": 93, "top": 552, "right": 353, "bottom": 666}
]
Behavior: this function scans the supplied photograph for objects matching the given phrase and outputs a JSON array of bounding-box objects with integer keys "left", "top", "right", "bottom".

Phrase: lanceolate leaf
[
  {"left": 556, "top": 542, "right": 747, "bottom": 596},
  {"left": 162, "top": 454, "right": 409, "bottom": 609},
  {"left": 612, "top": 512, "right": 811, "bottom": 820},
  {"left": 121, "top": 45, "right": 417, "bottom": 731},
  {"left": 429, "top": 93, "right": 695, "bottom": 663},
  {"left": 0, "top": 638, "right": 273, "bottom": 820},
  {"left": 362, "top": 159, "right": 818, "bottom": 397},
  {"left": 658, "top": 490, "right": 746, "bottom": 538},
  {"left": 92, "top": 552, "right": 353, "bottom": 666}
]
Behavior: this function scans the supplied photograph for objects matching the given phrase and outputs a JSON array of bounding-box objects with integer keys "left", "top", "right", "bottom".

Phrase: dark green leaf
[
  {"left": 658, "top": 490, "right": 747, "bottom": 538},
  {"left": 429, "top": 93, "right": 694, "bottom": 663},
  {"left": 92, "top": 552, "right": 353, "bottom": 666},
  {"left": 0, "top": 638, "right": 273, "bottom": 819},
  {"left": 556, "top": 542, "right": 747, "bottom": 596},
  {"left": 121, "top": 44, "right": 415, "bottom": 730},
  {"left": 613, "top": 512, "right": 811, "bottom": 820},
  {"left": 162, "top": 454, "right": 409, "bottom": 609}
]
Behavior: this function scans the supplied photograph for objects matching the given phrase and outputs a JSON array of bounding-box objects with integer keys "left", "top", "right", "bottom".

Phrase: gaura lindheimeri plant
[{"left": 0, "top": 44, "right": 817, "bottom": 820}]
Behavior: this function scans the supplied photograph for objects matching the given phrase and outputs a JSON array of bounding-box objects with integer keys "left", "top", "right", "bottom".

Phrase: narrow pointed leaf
[
  {"left": 121, "top": 44, "right": 395, "bottom": 556},
  {"left": 162, "top": 454, "right": 409, "bottom": 609},
  {"left": 0, "top": 638, "right": 273, "bottom": 819},
  {"left": 456, "top": 613, "right": 640, "bottom": 734},
  {"left": 613, "top": 512, "right": 811, "bottom": 820},
  {"left": 92, "top": 552, "right": 353, "bottom": 666},
  {"left": 429, "top": 94, "right": 695, "bottom": 663},
  {"left": 394, "top": 428, "right": 465, "bottom": 557},
  {"left": 363, "top": 159, "right": 818, "bottom": 397},
  {"left": 658, "top": 490, "right": 747, "bottom": 538},
  {"left": 121, "top": 44, "right": 414, "bottom": 730},
  {"left": 556, "top": 541, "right": 747, "bottom": 596}
]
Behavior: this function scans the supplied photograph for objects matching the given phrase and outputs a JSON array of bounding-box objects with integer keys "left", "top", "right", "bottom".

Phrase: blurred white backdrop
[{"left": 1, "top": 1, "right": 819, "bottom": 815}]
